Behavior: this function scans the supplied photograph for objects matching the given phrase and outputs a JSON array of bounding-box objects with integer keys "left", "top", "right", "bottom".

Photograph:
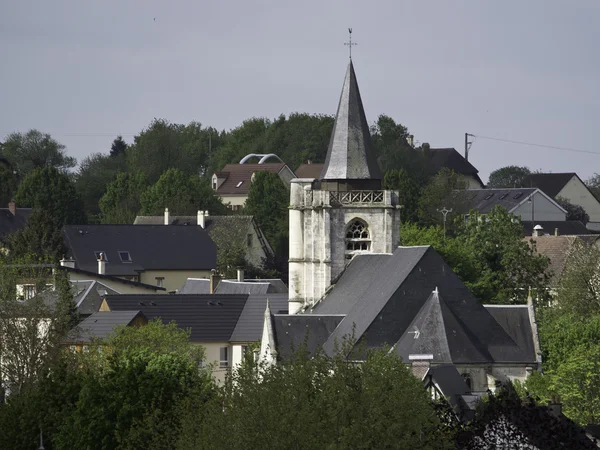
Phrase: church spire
[{"left": 320, "top": 60, "right": 382, "bottom": 186}]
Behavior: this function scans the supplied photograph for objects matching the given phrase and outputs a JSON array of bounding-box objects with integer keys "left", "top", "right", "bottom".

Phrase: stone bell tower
[{"left": 288, "top": 60, "right": 401, "bottom": 314}]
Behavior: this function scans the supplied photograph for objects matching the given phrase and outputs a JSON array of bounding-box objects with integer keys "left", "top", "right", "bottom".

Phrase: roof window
[
  {"left": 484, "top": 193, "right": 495, "bottom": 200},
  {"left": 236, "top": 181, "right": 243, "bottom": 188},
  {"left": 499, "top": 193, "right": 508, "bottom": 200},
  {"left": 119, "top": 251, "right": 132, "bottom": 262},
  {"left": 513, "top": 193, "right": 523, "bottom": 199}
]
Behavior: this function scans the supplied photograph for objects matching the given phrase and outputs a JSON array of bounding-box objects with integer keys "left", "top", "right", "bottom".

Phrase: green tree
[
  {"left": 140, "top": 168, "right": 227, "bottom": 216},
  {"left": 15, "top": 166, "right": 86, "bottom": 226},
  {"left": 178, "top": 346, "right": 447, "bottom": 450},
  {"left": 0, "top": 163, "right": 17, "bottom": 206},
  {"left": 556, "top": 196, "right": 590, "bottom": 224},
  {"left": 1, "top": 129, "right": 76, "bottom": 177},
  {"left": 487, "top": 165, "right": 531, "bottom": 188},
  {"left": 6, "top": 208, "right": 66, "bottom": 260},
  {"left": 76, "top": 152, "right": 127, "bottom": 221},
  {"left": 383, "top": 168, "right": 421, "bottom": 222},
  {"left": 585, "top": 173, "right": 600, "bottom": 201},
  {"left": 418, "top": 168, "right": 469, "bottom": 228},
  {"left": 454, "top": 206, "right": 549, "bottom": 304},
  {"left": 110, "top": 135, "right": 128, "bottom": 158},
  {"left": 99, "top": 171, "right": 148, "bottom": 224},
  {"left": 244, "top": 171, "right": 289, "bottom": 257}
]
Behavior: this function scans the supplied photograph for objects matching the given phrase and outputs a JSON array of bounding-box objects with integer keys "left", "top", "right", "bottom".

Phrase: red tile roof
[
  {"left": 295, "top": 163, "right": 324, "bottom": 179},
  {"left": 215, "top": 163, "right": 286, "bottom": 195}
]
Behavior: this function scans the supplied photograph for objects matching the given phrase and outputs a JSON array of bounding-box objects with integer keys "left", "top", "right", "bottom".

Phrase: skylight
[
  {"left": 119, "top": 251, "right": 132, "bottom": 262},
  {"left": 513, "top": 193, "right": 523, "bottom": 200},
  {"left": 236, "top": 181, "right": 243, "bottom": 188}
]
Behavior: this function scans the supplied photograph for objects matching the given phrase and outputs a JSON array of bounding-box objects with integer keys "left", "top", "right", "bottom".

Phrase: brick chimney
[
  {"left": 8, "top": 201, "right": 15, "bottom": 216},
  {"left": 209, "top": 269, "right": 222, "bottom": 294}
]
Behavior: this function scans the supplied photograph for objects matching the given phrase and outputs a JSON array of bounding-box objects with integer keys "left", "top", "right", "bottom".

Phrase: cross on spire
[{"left": 344, "top": 28, "right": 357, "bottom": 59}]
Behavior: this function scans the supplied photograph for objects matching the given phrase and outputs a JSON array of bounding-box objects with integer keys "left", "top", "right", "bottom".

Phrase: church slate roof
[
  {"left": 484, "top": 305, "right": 536, "bottom": 362},
  {"left": 320, "top": 60, "right": 381, "bottom": 181},
  {"left": 308, "top": 246, "right": 535, "bottom": 365}
]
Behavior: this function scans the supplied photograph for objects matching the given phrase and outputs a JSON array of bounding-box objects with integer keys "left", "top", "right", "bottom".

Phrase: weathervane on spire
[{"left": 344, "top": 28, "right": 357, "bottom": 59}]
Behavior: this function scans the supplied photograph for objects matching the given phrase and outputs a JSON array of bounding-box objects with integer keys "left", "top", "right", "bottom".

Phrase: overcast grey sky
[{"left": 2, "top": 0, "right": 599, "bottom": 182}]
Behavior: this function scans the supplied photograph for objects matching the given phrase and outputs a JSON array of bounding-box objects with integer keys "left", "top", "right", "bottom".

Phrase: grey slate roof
[
  {"left": 215, "top": 280, "right": 287, "bottom": 295},
  {"left": 273, "top": 314, "right": 345, "bottom": 360},
  {"left": 71, "top": 280, "right": 120, "bottom": 316},
  {"left": 461, "top": 188, "right": 538, "bottom": 214},
  {"left": 103, "top": 294, "right": 247, "bottom": 341},
  {"left": 320, "top": 60, "right": 381, "bottom": 181},
  {"left": 425, "top": 148, "right": 484, "bottom": 186},
  {"left": 521, "top": 173, "right": 576, "bottom": 198},
  {"left": 522, "top": 220, "right": 591, "bottom": 236},
  {"left": 63, "top": 225, "right": 216, "bottom": 276},
  {"left": 295, "top": 163, "right": 324, "bottom": 179},
  {"left": 0, "top": 207, "right": 31, "bottom": 241},
  {"left": 484, "top": 305, "right": 536, "bottom": 362},
  {"left": 230, "top": 294, "right": 289, "bottom": 342},
  {"left": 178, "top": 278, "right": 210, "bottom": 294},
  {"left": 72, "top": 311, "right": 146, "bottom": 343},
  {"left": 310, "top": 246, "right": 535, "bottom": 364}
]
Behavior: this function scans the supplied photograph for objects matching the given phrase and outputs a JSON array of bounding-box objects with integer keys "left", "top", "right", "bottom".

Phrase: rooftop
[{"left": 214, "top": 163, "right": 287, "bottom": 195}]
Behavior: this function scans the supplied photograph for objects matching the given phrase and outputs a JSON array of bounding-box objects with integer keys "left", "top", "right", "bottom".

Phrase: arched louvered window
[{"left": 345, "top": 219, "right": 371, "bottom": 253}]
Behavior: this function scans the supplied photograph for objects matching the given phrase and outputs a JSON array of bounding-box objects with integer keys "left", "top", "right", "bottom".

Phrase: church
[{"left": 260, "top": 59, "right": 541, "bottom": 398}]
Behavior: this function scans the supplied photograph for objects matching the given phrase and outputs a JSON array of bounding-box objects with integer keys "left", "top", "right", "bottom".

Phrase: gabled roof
[
  {"left": 320, "top": 60, "right": 381, "bottom": 181},
  {"left": 461, "top": 188, "right": 567, "bottom": 215},
  {"left": 522, "top": 220, "right": 590, "bottom": 237},
  {"left": 71, "top": 280, "right": 120, "bottom": 316},
  {"left": 0, "top": 207, "right": 31, "bottom": 241},
  {"left": 214, "top": 163, "right": 287, "bottom": 195},
  {"left": 426, "top": 148, "right": 483, "bottom": 186},
  {"left": 61, "top": 266, "right": 166, "bottom": 292},
  {"left": 294, "top": 163, "right": 324, "bottom": 179},
  {"left": 178, "top": 278, "right": 210, "bottom": 294},
  {"left": 310, "top": 246, "right": 535, "bottom": 364},
  {"left": 526, "top": 235, "right": 584, "bottom": 284},
  {"left": 230, "top": 294, "right": 289, "bottom": 342},
  {"left": 63, "top": 225, "right": 216, "bottom": 275},
  {"left": 484, "top": 305, "right": 536, "bottom": 361},
  {"left": 71, "top": 310, "right": 146, "bottom": 343},
  {"left": 522, "top": 173, "right": 576, "bottom": 198},
  {"left": 103, "top": 294, "right": 247, "bottom": 341},
  {"left": 215, "top": 280, "right": 286, "bottom": 295}
]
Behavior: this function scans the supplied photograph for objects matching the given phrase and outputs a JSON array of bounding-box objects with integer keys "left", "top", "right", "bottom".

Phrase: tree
[
  {"left": 76, "top": 152, "right": 127, "bottom": 221},
  {"left": 586, "top": 174, "right": 600, "bottom": 201},
  {"left": 140, "top": 168, "right": 227, "bottom": 216},
  {"left": 0, "top": 163, "right": 17, "bottom": 206},
  {"left": 6, "top": 208, "right": 66, "bottom": 260},
  {"left": 244, "top": 171, "right": 289, "bottom": 258},
  {"left": 383, "top": 169, "right": 421, "bottom": 222},
  {"left": 99, "top": 171, "right": 148, "bottom": 224},
  {"left": 178, "top": 346, "right": 448, "bottom": 449},
  {"left": 418, "top": 168, "right": 469, "bottom": 228},
  {"left": 454, "top": 206, "right": 550, "bottom": 304},
  {"left": 1, "top": 129, "right": 76, "bottom": 177},
  {"left": 487, "top": 165, "right": 531, "bottom": 188},
  {"left": 15, "top": 166, "right": 86, "bottom": 226},
  {"left": 556, "top": 196, "right": 590, "bottom": 224},
  {"left": 110, "top": 135, "right": 128, "bottom": 158}
]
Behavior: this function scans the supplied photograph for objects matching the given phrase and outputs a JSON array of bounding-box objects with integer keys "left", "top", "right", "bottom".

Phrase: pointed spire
[{"left": 320, "top": 60, "right": 381, "bottom": 185}]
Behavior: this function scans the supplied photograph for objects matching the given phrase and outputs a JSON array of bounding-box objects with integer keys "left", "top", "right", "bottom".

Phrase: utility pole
[
  {"left": 465, "top": 133, "right": 474, "bottom": 161},
  {"left": 437, "top": 207, "right": 453, "bottom": 238}
]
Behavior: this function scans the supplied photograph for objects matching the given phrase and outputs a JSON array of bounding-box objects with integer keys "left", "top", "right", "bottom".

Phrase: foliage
[
  {"left": 418, "top": 168, "right": 469, "bottom": 228},
  {"left": 487, "top": 165, "right": 531, "bottom": 188},
  {"left": 99, "top": 171, "right": 148, "bottom": 224},
  {"left": 383, "top": 168, "right": 421, "bottom": 222},
  {"left": 1, "top": 129, "right": 76, "bottom": 177},
  {"left": 178, "top": 346, "right": 447, "bottom": 450},
  {"left": 76, "top": 152, "right": 127, "bottom": 221},
  {"left": 0, "top": 162, "right": 17, "bottom": 206},
  {"left": 15, "top": 166, "right": 86, "bottom": 226},
  {"left": 110, "top": 135, "right": 128, "bottom": 158},
  {"left": 585, "top": 173, "right": 600, "bottom": 202},
  {"left": 140, "top": 168, "right": 227, "bottom": 216},
  {"left": 556, "top": 195, "right": 590, "bottom": 224},
  {"left": 6, "top": 208, "right": 66, "bottom": 261},
  {"left": 454, "top": 207, "right": 550, "bottom": 304},
  {"left": 244, "top": 171, "right": 289, "bottom": 258}
]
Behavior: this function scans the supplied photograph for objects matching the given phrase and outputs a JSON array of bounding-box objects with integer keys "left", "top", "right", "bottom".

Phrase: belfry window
[{"left": 345, "top": 219, "right": 371, "bottom": 252}]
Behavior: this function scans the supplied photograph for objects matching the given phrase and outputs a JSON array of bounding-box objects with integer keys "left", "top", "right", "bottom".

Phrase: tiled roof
[
  {"left": 295, "top": 163, "right": 325, "bottom": 179},
  {"left": 214, "top": 163, "right": 286, "bottom": 195},
  {"left": 526, "top": 235, "right": 581, "bottom": 284},
  {"left": 178, "top": 278, "right": 211, "bottom": 294},
  {"left": 522, "top": 173, "right": 576, "bottom": 198},
  {"left": 63, "top": 225, "right": 216, "bottom": 276},
  {"left": 71, "top": 280, "right": 120, "bottom": 316},
  {"left": 103, "top": 294, "right": 248, "bottom": 341}
]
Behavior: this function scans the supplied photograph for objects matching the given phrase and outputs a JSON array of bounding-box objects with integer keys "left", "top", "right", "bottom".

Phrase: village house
[
  {"left": 0, "top": 201, "right": 31, "bottom": 243},
  {"left": 62, "top": 224, "right": 216, "bottom": 292},
  {"left": 424, "top": 147, "right": 485, "bottom": 189}
]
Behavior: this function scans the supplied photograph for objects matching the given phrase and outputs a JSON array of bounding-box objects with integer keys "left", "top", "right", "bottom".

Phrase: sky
[{"left": 2, "top": 0, "right": 600, "bottom": 183}]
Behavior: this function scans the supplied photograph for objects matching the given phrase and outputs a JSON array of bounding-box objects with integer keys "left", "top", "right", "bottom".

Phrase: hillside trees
[
  {"left": 1, "top": 130, "right": 76, "bottom": 177},
  {"left": 6, "top": 209, "right": 66, "bottom": 260},
  {"left": 99, "top": 172, "right": 148, "bottom": 224},
  {"left": 0, "top": 163, "right": 17, "bottom": 206},
  {"left": 110, "top": 135, "right": 128, "bottom": 158},
  {"left": 487, "top": 165, "right": 531, "bottom": 188}
]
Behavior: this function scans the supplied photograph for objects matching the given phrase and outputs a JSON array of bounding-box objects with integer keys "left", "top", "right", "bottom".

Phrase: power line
[{"left": 472, "top": 134, "right": 600, "bottom": 156}]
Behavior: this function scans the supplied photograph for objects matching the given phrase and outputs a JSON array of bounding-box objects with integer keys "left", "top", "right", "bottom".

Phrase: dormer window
[
  {"left": 212, "top": 175, "right": 217, "bottom": 190},
  {"left": 94, "top": 251, "right": 107, "bottom": 261},
  {"left": 119, "top": 251, "right": 132, "bottom": 262}
]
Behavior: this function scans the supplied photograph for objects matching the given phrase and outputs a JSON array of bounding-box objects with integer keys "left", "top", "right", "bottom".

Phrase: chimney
[
  {"left": 97, "top": 252, "right": 106, "bottom": 275},
  {"left": 8, "top": 201, "right": 15, "bottom": 216},
  {"left": 407, "top": 135, "right": 414, "bottom": 148},
  {"left": 555, "top": 227, "right": 559, "bottom": 236},
  {"left": 237, "top": 268, "right": 245, "bottom": 282},
  {"left": 198, "top": 210, "right": 206, "bottom": 228},
  {"left": 164, "top": 208, "right": 169, "bottom": 225},
  {"left": 60, "top": 256, "right": 75, "bottom": 269},
  {"left": 307, "top": 159, "right": 312, "bottom": 164},
  {"left": 532, "top": 225, "right": 543, "bottom": 237},
  {"left": 209, "top": 270, "right": 222, "bottom": 294}
]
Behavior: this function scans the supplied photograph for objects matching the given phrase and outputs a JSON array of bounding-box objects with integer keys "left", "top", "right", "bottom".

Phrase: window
[
  {"left": 94, "top": 251, "right": 107, "bottom": 261},
  {"left": 212, "top": 176, "right": 217, "bottom": 190},
  {"left": 236, "top": 181, "right": 243, "bottom": 188},
  {"left": 119, "top": 251, "right": 131, "bottom": 262},
  {"left": 220, "top": 347, "right": 229, "bottom": 368},
  {"left": 247, "top": 233, "right": 253, "bottom": 247},
  {"left": 16, "top": 284, "right": 36, "bottom": 301},
  {"left": 461, "top": 373, "right": 472, "bottom": 390},
  {"left": 513, "top": 192, "right": 523, "bottom": 200},
  {"left": 155, "top": 277, "right": 164, "bottom": 288},
  {"left": 345, "top": 219, "right": 371, "bottom": 252}
]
